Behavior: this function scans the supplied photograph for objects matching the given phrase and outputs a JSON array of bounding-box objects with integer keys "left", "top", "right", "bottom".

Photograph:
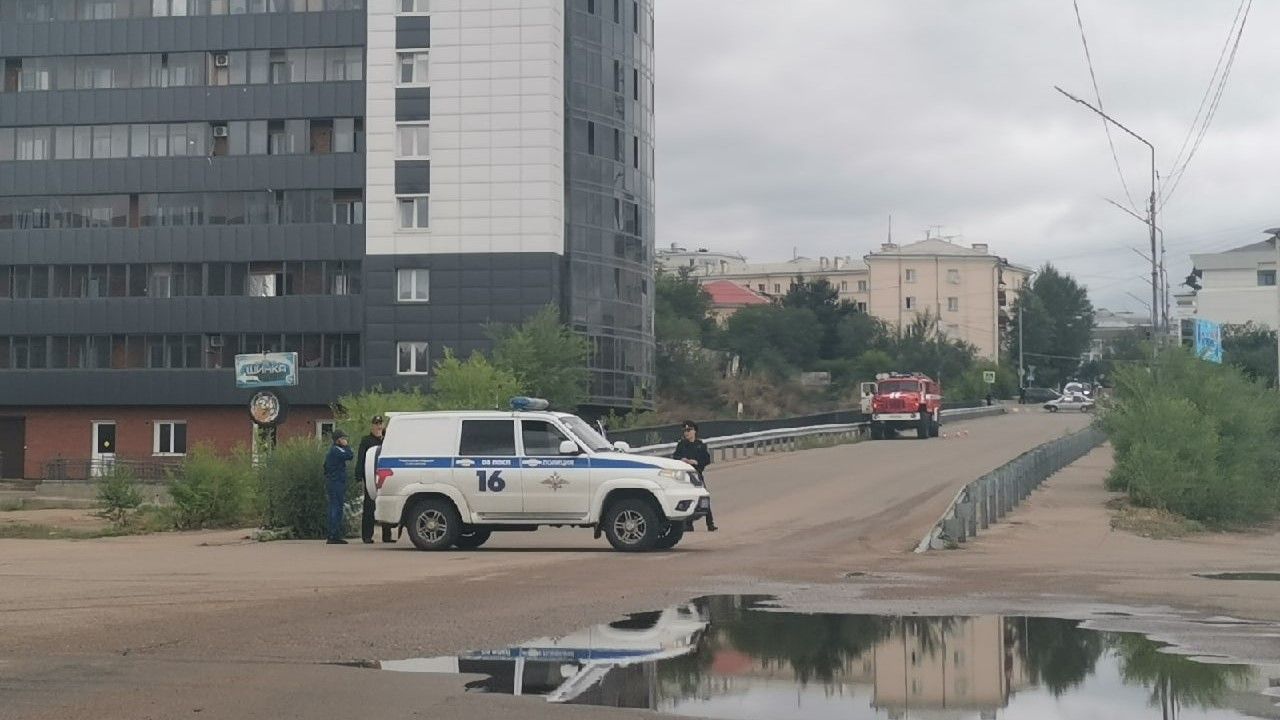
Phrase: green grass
[
  {"left": 0, "top": 498, "right": 26, "bottom": 512},
  {"left": 0, "top": 523, "right": 126, "bottom": 540}
]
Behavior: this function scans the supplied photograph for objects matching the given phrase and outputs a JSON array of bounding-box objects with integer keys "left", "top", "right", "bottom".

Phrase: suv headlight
[{"left": 659, "top": 468, "right": 692, "bottom": 483}]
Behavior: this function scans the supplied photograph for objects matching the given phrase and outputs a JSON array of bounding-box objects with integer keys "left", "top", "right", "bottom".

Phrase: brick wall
[{"left": 1, "top": 405, "right": 337, "bottom": 480}]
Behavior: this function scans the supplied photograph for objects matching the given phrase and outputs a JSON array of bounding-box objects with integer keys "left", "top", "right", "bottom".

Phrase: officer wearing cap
[
  {"left": 672, "top": 420, "right": 717, "bottom": 532},
  {"left": 323, "top": 429, "right": 354, "bottom": 544},
  {"left": 357, "top": 416, "right": 393, "bottom": 544}
]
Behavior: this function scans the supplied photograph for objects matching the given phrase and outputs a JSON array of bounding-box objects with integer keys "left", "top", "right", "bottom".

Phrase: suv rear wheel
[
  {"left": 603, "top": 499, "right": 662, "bottom": 552},
  {"left": 405, "top": 497, "right": 461, "bottom": 551}
]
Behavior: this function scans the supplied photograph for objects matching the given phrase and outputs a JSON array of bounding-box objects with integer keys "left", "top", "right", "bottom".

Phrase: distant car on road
[
  {"left": 1021, "top": 387, "right": 1061, "bottom": 404},
  {"left": 1044, "top": 394, "right": 1095, "bottom": 413}
]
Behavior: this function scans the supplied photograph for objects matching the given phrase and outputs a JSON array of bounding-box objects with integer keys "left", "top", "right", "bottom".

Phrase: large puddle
[{"left": 382, "top": 596, "right": 1280, "bottom": 719}]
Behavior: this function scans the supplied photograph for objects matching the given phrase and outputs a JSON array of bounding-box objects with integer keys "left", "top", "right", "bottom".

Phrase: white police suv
[{"left": 365, "top": 398, "right": 712, "bottom": 552}]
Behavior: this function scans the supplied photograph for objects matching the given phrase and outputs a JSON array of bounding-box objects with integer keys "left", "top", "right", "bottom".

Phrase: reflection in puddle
[
  {"left": 383, "top": 596, "right": 1280, "bottom": 719},
  {"left": 1196, "top": 572, "right": 1280, "bottom": 582}
]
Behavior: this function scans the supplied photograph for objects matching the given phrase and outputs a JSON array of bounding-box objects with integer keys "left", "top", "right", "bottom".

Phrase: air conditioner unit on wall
[
  {"left": 214, "top": 54, "right": 229, "bottom": 67},
  {"left": 208, "top": 335, "right": 224, "bottom": 348},
  {"left": 212, "top": 126, "right": 229, "bottom": 138}
]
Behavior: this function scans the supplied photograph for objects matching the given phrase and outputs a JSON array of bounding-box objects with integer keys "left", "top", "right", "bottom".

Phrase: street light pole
[{"left": 1056, "top": 87, "right": 1160, "bottom": 339}]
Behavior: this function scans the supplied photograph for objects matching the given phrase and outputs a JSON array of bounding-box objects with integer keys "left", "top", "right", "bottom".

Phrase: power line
[
  {"left": 1161, "top": 0, "right": 1253, "bottom": 209},
  {"left": 1162, "top": 0, "right": 1247, "bottom": 190},
  {"left": 1072, "top": 0, "right": 1139, "bottom": 213}
]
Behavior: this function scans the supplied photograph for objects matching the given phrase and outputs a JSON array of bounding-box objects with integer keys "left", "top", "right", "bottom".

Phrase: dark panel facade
[
  {"left": 564, "top": 0, "right": 656, "bottom": 408},
  {"left": 361, "top": 253, "right": 562, "bottom": 393},
  {"left": 0, "top": 9, "right": 367, "bottom": 407}
]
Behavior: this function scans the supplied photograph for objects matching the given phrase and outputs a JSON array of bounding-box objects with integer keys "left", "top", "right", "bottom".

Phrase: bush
[
  {"left": 167, "top": 445, "right": 258, "bottom": 530},
  {"left": 1102, "top": 348, "right": 1280, "bottom": 526},
  {"left": 95, "top": 468, "right": 143, "bottom": 527},
  {"left": 259, "top": 437, "right": 360, "bottom": 539}
]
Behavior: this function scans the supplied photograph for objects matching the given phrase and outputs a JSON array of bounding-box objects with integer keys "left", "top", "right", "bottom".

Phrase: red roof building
[{"left": 703, "top": 280, "right": 771, "bottom": 323}]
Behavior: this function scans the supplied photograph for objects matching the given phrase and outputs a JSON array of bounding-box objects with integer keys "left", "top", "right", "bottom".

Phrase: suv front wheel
[
  {"left": 603, "top": 499, "right": 662, "bottom": 552},
  {"left": 405, "top": 497, "right": 462, "bottom": 551}
]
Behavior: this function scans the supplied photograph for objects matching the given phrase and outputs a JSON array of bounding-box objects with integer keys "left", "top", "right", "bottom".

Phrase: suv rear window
[{"left": 459, "top": 420, "right": 516, "bottom": 456}]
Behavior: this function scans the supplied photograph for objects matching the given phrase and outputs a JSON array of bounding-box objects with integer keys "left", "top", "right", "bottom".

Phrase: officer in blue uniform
[{"left": 324, "top": 429, "right": 354, "bottom": 544}]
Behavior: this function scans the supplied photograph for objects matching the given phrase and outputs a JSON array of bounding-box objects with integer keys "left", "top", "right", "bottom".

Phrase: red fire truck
[{"left": 861, "top": 372, "right": 943, "bottom": 440}]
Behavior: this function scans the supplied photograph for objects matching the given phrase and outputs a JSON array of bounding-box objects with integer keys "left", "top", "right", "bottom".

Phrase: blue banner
[{"left": 1194, "top": 319, "right": 1223, "bottom": 364}]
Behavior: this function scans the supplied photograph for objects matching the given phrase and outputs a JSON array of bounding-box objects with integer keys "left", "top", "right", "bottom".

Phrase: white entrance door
[{"left": 91, "top": 421, "right": 117, "bottom": 477}]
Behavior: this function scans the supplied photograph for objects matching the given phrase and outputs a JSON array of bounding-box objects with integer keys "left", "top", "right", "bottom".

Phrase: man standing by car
[
  {"left": 356, "top": 416, "right": 393, "bottom": 544},
  {"left": 324, "top": 430, "right": 354, "bottom": 545},
  {"left": 672, "top": 421, "right": 717, "bottom": 532}
]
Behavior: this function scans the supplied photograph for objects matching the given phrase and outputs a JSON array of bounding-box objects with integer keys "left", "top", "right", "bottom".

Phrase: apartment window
[
  {"left": 397, "top": 196, "right": 429, "bottom": 230},
  {"left": 613, "top": 60, "right": 623, "bottom": 93},
  {"left": 397, "top": 268, "right": 430, "bottom": 302},
  {"left": 632, "top": 0, "right": 638, "bottom": 32},
  {"left": 587, "top": 121, "right": 596, "bottom": 155},
  {"left": 947, "top": 268, "right": 961, "bottom": 284},
  {"left": 154, "top": 421, "right": 188, "bottom": 456},
  {"left": 397, "top": 341, "right": 429, "bottom": 375},
  {"left": 613, "top": 128, "right": 623, "bottom": 162},
  {"left": 840, "top": 281, "right": 848, "bottom": 292},
  {"left": 587, "top": 0, "right": 595, "bottom": 13},
  {"left": 399, "top": 0, "right": 428, "bottom": 11},
  {"left": 316, "top": 421, "right": 336, "bottom": 440},
  {"left": 773, "top": 284, "right": 781, "bottom": 294},
  {"left": 905, "top": 296, "right": 916, "bottom": 309},
  {"left": 397, "top": 51, "right": 429, "bottom": 85},
  {"left": 758, "top": 284, "right": 765, "bottom": 292},
  {"left": 904, "top": 269, "right": 917, "bottom": 283},
  {"left": 613, "top": 0, "right": 620, "bottom": 22},
  {"left": 633, "top": 68, "right": 639, "bottom": 101},
  {"left": 632, "top": 136, "right": 639, "bottom": 169},
  {"left": 396, "top": 123, "right": 430, "bottom": 158},
  {"left": 947, "top": 297, "right": 960, "bottom": 312},
  {"left": 856, "top": 301, "right": 868, "bottom": 312},
  {"left": 857, "top": 280, "right": 868, "bottom": 292},
  {"left": 1258, "top": 270, "right": 1276, "bottom": 286}
]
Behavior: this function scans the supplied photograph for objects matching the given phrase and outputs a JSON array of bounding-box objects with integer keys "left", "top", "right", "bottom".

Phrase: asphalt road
[{"left": 0, "top": 410, "right": 1094, "bottom": 720}]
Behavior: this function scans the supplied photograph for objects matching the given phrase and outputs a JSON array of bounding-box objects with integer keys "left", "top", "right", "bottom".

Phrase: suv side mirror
[
  {"left": 558, "top": 440, "right": 580, "bottom": 456},
  {"left": 612, "top": 441, "right": 631, "bottom": 452}
]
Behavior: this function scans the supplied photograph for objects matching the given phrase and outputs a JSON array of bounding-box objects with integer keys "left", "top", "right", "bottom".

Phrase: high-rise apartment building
[{"left": 0, "top": 0, "right": 656, "bottom": 480}]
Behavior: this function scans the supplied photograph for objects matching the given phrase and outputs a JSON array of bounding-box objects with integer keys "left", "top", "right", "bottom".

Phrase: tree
[
  {"left": 428, "top": 350, "right": 524, "bottom": 411},
  {"left": 1223, "top": 323, "right": 1277, "bottom": 388},
  {"left": 332, "top": 386, "right": 432, "bottom": 434},
  {"left": 1008, "top": 264, "right": 1094, "bottom": 388},
  {"left": 654, "top": 269, "right": 721, "bottom": 400},
  {"left": 488, "top": 305, "right": 590, "bottom": 409},
  {"left": 782, "top": 276, "right": 859, "bottom": 359},
  {"left": 889, "top": 311, "right": 980, "bottom": 390},
  {"left": 834, "top": 310, "right": 891, "bottom": 360},
  {"left": 721, "top": 305, "right": 823, "bottom": 376}
]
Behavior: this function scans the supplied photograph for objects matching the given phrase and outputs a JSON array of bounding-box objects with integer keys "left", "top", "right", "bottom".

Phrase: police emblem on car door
[{"left": 520, "top": 420, "right": 590, "bottom": 517}]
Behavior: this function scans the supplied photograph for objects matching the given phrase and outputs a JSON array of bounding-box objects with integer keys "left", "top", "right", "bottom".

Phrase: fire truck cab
[{"left": 868, "top": 372, "right": 942, "bottom": 440}]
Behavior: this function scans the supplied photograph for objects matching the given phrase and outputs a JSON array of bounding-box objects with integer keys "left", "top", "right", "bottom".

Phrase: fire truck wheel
[
  {"left": 929, "top": 418, "right": 941, "bottom": 437},
  {"left": 917, "top": 413, "right": 931, "bottom": 440},
  {"left": 870, "top": 424, "right": 883, "bottom": 441}
]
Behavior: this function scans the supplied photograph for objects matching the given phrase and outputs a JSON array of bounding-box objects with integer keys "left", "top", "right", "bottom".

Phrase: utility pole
[
  {"left": 1057, "top": 87, "right": 1159, "bottom": 340},
  {"left": 1018, "top": 271, "right": 1039, "bottom": 391}
]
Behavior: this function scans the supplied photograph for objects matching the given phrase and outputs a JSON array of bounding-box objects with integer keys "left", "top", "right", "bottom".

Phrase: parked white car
[
  {"left": 365, "top": 399, "right": 712, "bottom": 552},
  {"left": 1044, "top": 394, "right": 1095, "bottom": 413}
]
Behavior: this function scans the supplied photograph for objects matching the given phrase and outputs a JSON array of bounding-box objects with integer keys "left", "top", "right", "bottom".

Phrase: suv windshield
[
  {"left": 878, "top": 380, "right": 921, "bottom": 393},
  {"left": 561, "top": 416, "right": 614, "bottom": 452}
]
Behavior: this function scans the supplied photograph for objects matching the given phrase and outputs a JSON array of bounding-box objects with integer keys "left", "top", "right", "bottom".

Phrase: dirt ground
[{"left": 1, "top": 411, "right": 1277, "bottom": 720}]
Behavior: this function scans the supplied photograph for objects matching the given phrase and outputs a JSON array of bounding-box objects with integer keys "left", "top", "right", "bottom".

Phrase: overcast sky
[{"left": 654, "top": 0, "right": 1280, "bottom": 313}]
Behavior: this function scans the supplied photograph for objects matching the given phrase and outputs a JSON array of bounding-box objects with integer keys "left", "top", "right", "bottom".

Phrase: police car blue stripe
[{"left": 377, "top": 457, "right": 660, "bottom": 470}]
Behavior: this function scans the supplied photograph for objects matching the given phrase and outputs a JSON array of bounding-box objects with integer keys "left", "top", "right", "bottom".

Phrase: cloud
[{"left": 655, "top": 0, "right": 1280, "bottom": 311}]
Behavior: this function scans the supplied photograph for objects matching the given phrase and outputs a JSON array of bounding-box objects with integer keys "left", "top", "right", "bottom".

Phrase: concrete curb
[{"left": 914, "top": 425, "right": 1107, "bottom": 553}]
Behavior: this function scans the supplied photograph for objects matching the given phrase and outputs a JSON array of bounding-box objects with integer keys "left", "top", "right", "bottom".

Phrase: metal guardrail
[
  {"left": 607, "top": 401, "right": 991, "bottom": 449},
  {"left": 632, "top": 405, "right": 1007, "bottom": 462},
  {"left": 914, "top": 425, "right": 1107, "bottom": 552}
]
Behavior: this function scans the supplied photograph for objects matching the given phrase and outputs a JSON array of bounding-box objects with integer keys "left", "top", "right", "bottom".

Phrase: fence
[
  {"left": 914, "top": 425, "right": 1107, "bottom": 552},
  {"left": 608, "top": 400, "right": 989, "bottom": 448},
  {"left": 41, "top": 456, "right": 178, "bottom": 484},
  {"left": 632, "top": 405, "right": 1007, "bottom": 462}
]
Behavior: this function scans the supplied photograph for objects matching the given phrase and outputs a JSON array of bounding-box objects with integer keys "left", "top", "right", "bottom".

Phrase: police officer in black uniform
[
  {"left": 672, "top": 420, "right": 717, "bottom": 532},
  {"left": 356, "top": 416, "right": 394, "bottom": 544}
]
